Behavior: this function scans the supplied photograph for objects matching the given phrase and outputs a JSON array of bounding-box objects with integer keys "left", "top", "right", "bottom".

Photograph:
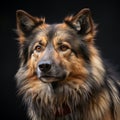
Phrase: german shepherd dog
[{"left": 15, "top": 8, "right": 120, "bottom": 120}]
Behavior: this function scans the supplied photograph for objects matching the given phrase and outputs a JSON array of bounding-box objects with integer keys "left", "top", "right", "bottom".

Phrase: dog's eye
[
  {"left": 35, "top": 45, "right": 42, "bottom": 52},
  {"left": 59, "top": 45, "right": 69, "bottom": 51}
]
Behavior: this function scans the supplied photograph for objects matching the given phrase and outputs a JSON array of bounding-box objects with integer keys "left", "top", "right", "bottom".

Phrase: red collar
[{"left": 55, "top": 103, "right": 71, "bottom": 117}]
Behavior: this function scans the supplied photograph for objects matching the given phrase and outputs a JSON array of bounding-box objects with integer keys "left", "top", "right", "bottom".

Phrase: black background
[{"left": 0, "top": 0, "right": 120, "bottom": 120}]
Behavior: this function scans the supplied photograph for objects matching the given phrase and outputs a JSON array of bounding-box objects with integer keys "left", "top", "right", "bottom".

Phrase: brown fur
[{"left": 15, "top": 8, "right": 120, "bottom": 120}]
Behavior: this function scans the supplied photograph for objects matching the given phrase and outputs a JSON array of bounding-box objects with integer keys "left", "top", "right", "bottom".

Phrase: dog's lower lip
[{"left": 39, "top": 76, "right": 59, "bottom": 83}]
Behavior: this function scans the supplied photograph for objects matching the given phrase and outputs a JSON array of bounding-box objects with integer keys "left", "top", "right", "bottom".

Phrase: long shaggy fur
[{"left": 15, "top": 8, "right": 120, "bottom": 120}]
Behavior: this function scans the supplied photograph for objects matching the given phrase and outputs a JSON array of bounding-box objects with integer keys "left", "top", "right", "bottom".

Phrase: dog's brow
[{"left": 55, "top": 30, "right": 74, "bottom": 41}]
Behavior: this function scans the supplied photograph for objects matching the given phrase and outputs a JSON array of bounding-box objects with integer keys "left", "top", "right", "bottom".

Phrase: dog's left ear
[{"left": 64, "top": 8, "right": 95, "bottom": 36}]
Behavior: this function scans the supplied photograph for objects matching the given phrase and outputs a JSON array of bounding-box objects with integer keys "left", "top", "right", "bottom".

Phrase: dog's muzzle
[{"left": 37, "top": 61, "right": 67, "bottom": 83}]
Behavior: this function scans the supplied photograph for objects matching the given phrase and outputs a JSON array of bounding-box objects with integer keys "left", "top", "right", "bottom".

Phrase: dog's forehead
[{"left": 35, "top": 23, "right": 76, "bottom": 42}]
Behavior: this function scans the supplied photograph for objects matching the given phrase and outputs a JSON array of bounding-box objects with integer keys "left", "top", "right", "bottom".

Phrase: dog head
[{"left": 16, "top": 8, "right": 96, "bottom": 86}]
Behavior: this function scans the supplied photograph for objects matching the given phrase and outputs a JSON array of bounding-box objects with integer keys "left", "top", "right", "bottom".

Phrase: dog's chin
[
  {"left": 39, "top": 76, "right": 66, "bottom": 89},
  {"left": 39, "top": 73, "right": 67, "bottom": 83},
  {"left": 40, "top": 76, "right": 60, "bottom": 83}
]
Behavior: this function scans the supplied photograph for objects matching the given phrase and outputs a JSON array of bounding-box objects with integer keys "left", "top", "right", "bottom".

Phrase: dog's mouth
[
  {"left": 39, "top": 73, "right": 67, "bottom": 83},
  {"left": 40, "top": 76, "right": 64, "bottom": 89},
  {"left": 40, "top": 76, "right": 61, "bottom": 83}
]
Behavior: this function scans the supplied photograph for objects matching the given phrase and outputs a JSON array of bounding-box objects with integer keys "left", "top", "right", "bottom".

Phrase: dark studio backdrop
[{"left": 0, "top": 0, "right": 120, "bottom": 120}]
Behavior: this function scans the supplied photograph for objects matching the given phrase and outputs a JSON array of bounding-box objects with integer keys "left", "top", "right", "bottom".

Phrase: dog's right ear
[{"left": 16, "top": 10, "right": 45, "bottom": 36}]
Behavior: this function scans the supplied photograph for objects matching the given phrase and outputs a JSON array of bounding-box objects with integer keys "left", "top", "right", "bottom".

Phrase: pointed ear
[
  {"left": 16, "top": 10, "right": 45, "bottom": 35},
  {"left": 64, "top": 8, "right": 95, "bottom": 35}
]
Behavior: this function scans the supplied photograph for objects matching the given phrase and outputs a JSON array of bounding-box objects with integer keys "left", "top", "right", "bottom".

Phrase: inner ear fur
[{"left": 64, "top": 8, "right": 96, "bottom": 41}]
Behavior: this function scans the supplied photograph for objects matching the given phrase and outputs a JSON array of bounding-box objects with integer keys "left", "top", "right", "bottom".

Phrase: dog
[{"left": 15, "top": 8, "right": 120, "bottom": 120}]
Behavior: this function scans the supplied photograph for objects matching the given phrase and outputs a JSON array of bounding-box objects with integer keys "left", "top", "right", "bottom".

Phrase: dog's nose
[{"left": 38, "top": 61, "right": 51, "bottom": 72}]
